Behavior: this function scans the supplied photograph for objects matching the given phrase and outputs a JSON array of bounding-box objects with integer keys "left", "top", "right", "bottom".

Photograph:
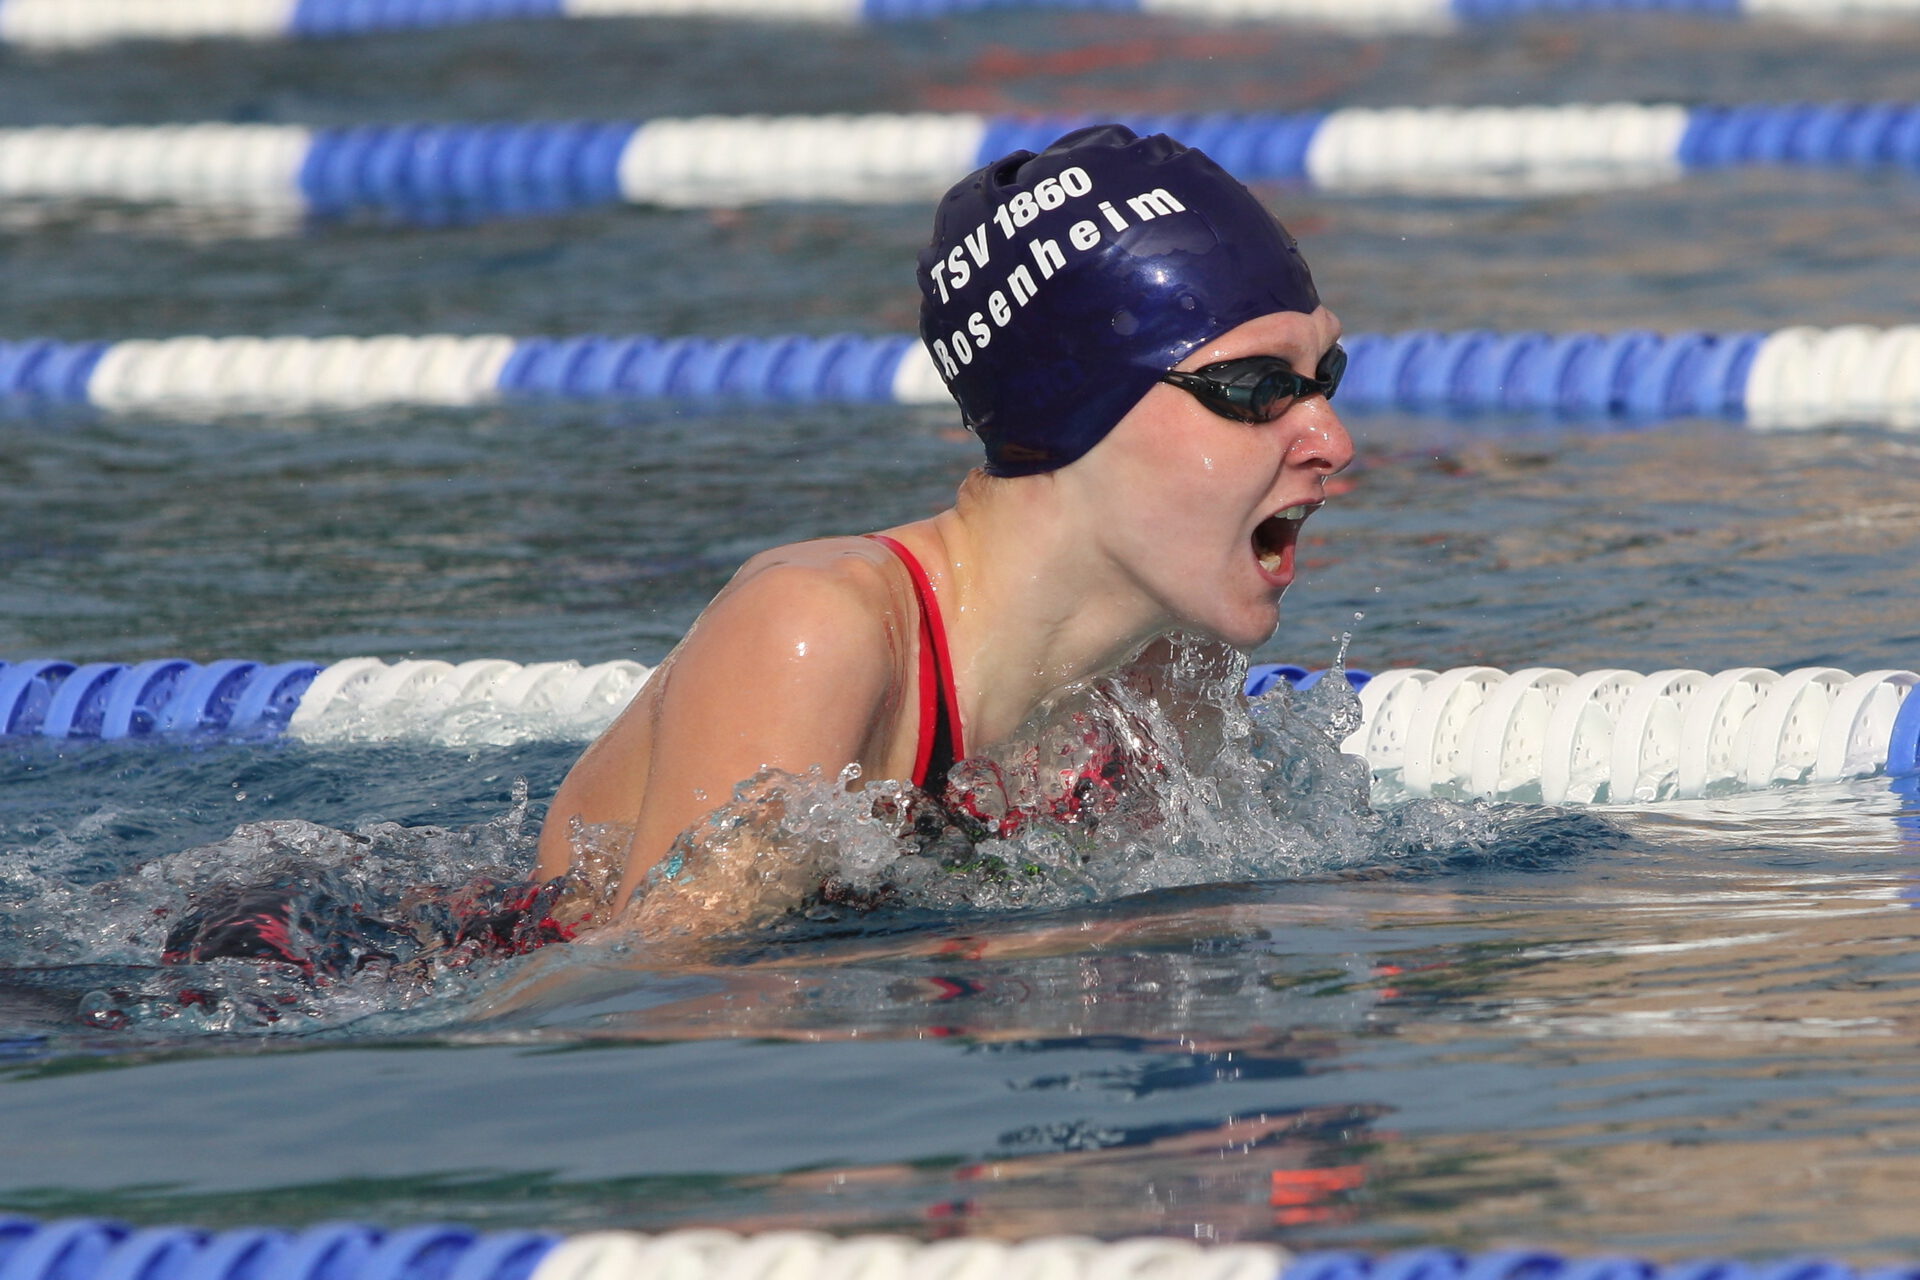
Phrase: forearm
[{"left": 620, "top": 819, "right": 823, "bottom": 942}]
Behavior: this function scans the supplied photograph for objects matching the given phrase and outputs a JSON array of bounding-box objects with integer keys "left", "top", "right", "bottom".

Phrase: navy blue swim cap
[{"left": 917, "top": 124, "right": 1320, "bottom": 477}]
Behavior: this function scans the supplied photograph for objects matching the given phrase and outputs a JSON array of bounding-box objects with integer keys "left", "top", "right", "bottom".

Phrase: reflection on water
[
  {"left": 281, "top": 776, "right": 1913, "bottom": 1256},
  {"left": 4, "top": 769, "right": 1920, "bottom": 1254}
]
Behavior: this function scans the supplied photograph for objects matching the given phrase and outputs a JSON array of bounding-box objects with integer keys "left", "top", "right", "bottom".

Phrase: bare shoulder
[
  {"left": 535, "top": 537, "right": 910, "bottom": 881},
  {"left": 677, "top": 535, "right": 909, "bottom": 693},
  {"left": 721, "top": 535, "right": 901, "bottom": 608}
]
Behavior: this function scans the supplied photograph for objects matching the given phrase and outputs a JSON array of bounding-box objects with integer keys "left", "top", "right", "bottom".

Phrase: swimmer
[{"left": 536, "top": 124, "right": 1353, "bottom": 934}]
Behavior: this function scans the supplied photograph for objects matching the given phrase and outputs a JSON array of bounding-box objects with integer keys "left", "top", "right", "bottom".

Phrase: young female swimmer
[{"left": 535, "top": 124, "right": 1353, "bottom": 932}]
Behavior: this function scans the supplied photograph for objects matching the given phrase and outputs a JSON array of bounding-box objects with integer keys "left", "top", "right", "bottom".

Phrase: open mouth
[{"left": 1253, "top": 504, "right": 1312, "bottom": 576}]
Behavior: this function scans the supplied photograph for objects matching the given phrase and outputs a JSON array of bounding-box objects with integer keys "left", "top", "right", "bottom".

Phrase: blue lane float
[
  {"left": 0, "top": 1220, "right": 557, "bottom": 1280},
  {"left": 1, "top": 0, "right": 1915, "bottom": 45},
  {"left": 3, "top": 1219, "right": 1920, "bottom": 1280},
  {"left": 1, "top": 326, "right": 1914, "bottom": 430},
  {"left": 2, "top": 105, "right": 1920, "bottom": 219},
  {"left": 4, "top": 655, "right": 1916, "bottom": 804}
]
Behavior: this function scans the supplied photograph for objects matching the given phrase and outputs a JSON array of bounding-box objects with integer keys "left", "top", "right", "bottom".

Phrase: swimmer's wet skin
[
  {"left": 516, "top": 122, "right": 1356, "bottom": 943},
  {"left": 1161, "top": 347, "right": 1344, "bottom": 579}
]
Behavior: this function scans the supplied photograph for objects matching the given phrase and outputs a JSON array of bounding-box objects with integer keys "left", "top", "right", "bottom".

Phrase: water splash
[
  {"left": 0, "top": 781, "right": 560, "bottom": 1036},
  {"left": 2, "top": 639, "right": 1614, "bottom": 1035},
  {"left": 620, "top": 638, "right": 1587, "bottom": 934}
]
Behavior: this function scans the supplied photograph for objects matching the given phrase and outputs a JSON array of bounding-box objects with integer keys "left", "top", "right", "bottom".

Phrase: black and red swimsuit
[
  {"left": 867, "top": 533, "right": 968, "bottom": 793},
  {"left": 868, "top": 534, "right": 1131, "bottom": 839}
]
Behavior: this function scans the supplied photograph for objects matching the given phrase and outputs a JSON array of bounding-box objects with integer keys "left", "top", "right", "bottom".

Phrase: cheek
[
  {"left": 1154, "top": 426, "right": 1268, "bottom": 518},
  {"left": 1089, "top": 399, "right": 1271, "bottom": 555},
  {"left": 1135, "top": 419, "right": 1235, "bottom": 493},
  {"left": 1120, "top": 442, "right": 1262, "bottom": 571},
  {"left": 1115, "top": 442, "right": 1219, "bottom": 538}
]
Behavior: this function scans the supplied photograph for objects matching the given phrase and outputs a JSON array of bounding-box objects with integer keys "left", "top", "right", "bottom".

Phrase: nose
[{"left": 1288, "top": 398, "right": 1355, "bottom": 476}]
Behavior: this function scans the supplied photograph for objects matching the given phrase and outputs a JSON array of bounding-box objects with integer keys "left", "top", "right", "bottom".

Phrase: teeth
[
  {"left": 1277, "top": 505, "right": 1309, "bottom": 520},
  {"left": 1258, "top": 550, "right": 1283, "bottom": 571}
]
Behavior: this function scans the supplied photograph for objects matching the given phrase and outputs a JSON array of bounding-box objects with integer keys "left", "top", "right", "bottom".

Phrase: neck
[{"left": 908, "top": 470, "right": 1172, "bottom": 749}]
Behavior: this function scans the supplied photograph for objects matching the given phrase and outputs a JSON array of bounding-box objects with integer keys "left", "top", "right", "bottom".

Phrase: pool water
[{"left": 6, "top": 8, "right": 1920, "bottom": 1260}]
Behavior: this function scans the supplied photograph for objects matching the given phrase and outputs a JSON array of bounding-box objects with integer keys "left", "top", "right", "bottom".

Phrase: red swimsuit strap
[{"left": 866, "top": 534, "right": 967, "bottom": 786}]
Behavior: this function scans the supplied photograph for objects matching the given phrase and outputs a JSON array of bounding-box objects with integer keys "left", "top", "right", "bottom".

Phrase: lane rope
[
  {"left": 3, "top": 1219, "right": 1919, "bottom": 1280},
  {"left": 4, "top": 655, "right": 1915, "bottom": 802},
  {"left": 4, "top": 105, "right": 1920, "bottom": 214},
  {"left": 4, "top": 326, "right": 1916, "bottom": 429}
]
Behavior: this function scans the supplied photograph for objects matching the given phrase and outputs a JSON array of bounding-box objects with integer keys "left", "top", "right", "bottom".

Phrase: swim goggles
[{"left": 1160, "top": 344, "right": 1346, "bottom": 423}]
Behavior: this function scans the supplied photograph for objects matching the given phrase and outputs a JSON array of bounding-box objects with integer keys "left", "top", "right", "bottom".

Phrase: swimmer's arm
[{"left": 613, "top": 557, "right": 899, "bottom": 928}]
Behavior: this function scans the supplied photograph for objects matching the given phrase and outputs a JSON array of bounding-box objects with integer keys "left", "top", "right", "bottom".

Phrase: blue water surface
[{"left": 4, "top": 6, "right": 1920, "bottom": 1259}]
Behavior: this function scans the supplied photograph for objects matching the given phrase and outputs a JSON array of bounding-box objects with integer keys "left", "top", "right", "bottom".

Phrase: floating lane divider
[
  {"left": 3, "top": 326, "right": 1918, "bottom": 429},
  {"left": 4, "top": 1220, "right": 1920, "bottom": 1280},
  {"left": 4, "top": 105, "right": 1920, "bottom": 215},
  {"left": 3, "top": 0, "right": 1919, "bottom": 45},
  {"left": 5, "top": 655, "right": 1917, "bottom": 804}
]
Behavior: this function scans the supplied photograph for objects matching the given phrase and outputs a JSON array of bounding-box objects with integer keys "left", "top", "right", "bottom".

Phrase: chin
[{"left": 1192, "top": 600, "right": 1282, "bottom": 652}]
